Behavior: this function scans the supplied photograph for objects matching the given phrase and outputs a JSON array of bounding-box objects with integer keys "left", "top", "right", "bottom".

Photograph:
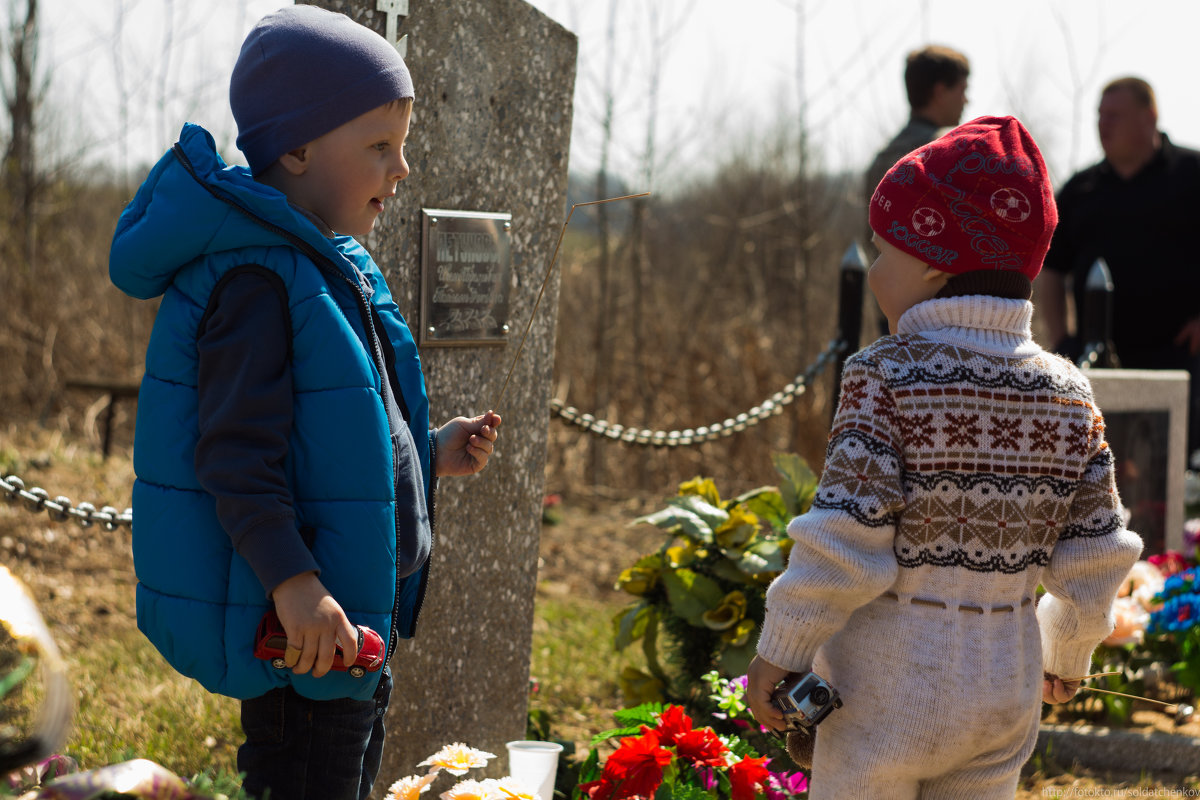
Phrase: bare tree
[
  {"left": 3, "top": 0, "right": 40, "bottom": 269},
  {"left": 588, "top": 0, "right": 619, "bottom": 487}
]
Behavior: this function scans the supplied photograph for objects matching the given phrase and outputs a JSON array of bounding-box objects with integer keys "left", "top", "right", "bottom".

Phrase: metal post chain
[
  {"left": 549, "top": 338, "right": 848, "bottom": 447},
  {"left": 1, "top": 340, "right": 848, "bottom": 521},
  {"left": 1, "top": 474, "right": 131, "bottom": 530}
]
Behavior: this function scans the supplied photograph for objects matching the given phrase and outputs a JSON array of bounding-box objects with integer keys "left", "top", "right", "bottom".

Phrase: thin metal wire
[
  {"left": 492, "top": 191, "right": 651, "bottom": 410},
  {"left": 1077, "top": 686, "right": 1175, "bottom": 708}
]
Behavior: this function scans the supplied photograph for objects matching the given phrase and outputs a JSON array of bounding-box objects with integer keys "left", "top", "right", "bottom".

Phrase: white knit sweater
[{"left": 758, "top": 295, "right": 1143, "bottom": 682}]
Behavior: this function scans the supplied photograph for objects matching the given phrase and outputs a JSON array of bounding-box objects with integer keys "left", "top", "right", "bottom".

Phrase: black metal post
[
  {"left": 832, "top": 242, "right": 867, "bottom": 421},
  {"left": 1079, "top": 257, "right": 1119, "bottom": 369}
]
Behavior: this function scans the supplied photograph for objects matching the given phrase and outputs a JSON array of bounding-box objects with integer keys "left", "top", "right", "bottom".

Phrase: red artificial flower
[
  {"left": 1148, "top": 551, "right": 1190, "bottom": 577},
  {"left": 728, "top": 754, "right": 771, "bottom": 800},
  {"left": 582, "top": 730, "right": 673, "bottom": 800},
  {"left": 653, "top": 704, "right": 728, "bottom": 767},
  {"left": 672, "top": 727, "right": 728, "bottom": 768},
  {"left": 654, "top": 705, "right": 694, "bottom": 745}
]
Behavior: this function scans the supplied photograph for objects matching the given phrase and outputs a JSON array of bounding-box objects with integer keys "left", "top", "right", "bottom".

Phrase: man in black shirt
[{"left": 1039, "top": 77, "right": 1200, "bottom": 454}]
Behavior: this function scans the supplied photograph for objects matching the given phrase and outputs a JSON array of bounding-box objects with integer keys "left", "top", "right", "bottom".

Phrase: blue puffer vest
[{"left": 109, "top": 124, "right": 431, "bottom": 701}]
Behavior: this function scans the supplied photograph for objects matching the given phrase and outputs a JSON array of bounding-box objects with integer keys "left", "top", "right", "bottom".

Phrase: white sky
[{"left": 39, "top": 0, "right": 1200, "bottom": 190}]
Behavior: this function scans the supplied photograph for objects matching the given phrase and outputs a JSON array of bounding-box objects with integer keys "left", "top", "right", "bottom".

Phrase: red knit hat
[{"left": 869, "top": 115, "right": 1056, "bottom": 281}]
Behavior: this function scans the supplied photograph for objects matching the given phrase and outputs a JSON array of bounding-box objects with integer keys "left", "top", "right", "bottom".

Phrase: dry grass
[{"left": 3, "top": 427, "right": 1199, "bottom": 797}]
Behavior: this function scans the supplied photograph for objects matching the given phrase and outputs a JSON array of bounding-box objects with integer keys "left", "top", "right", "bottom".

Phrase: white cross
[{"left": 376, "top": 0, "right": 410, "bottom": 57}]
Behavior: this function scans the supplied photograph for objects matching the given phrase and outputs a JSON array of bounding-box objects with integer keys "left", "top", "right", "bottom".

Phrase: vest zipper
[{"left": 172, "top": 144, "right": 430, "bottom": 669}]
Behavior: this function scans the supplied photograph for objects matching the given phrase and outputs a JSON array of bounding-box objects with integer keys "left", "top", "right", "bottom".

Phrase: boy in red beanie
[{"left": 745, "top": 117, "right": 1142, "bottom": 798}]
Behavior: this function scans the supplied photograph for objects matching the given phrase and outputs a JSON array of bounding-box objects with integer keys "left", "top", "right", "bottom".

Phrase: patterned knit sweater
[{"left": 758, "top": 295, "right": 1143, "bottom": 682}]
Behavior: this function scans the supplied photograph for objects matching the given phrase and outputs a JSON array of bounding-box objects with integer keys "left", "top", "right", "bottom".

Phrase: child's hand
[
  {"left": 1042, "top": 672, "right": 1081, "bottom": 704},
  {"left": 435, "top": 411, "right": 501, "bottom": 477},
  {"left": 746, "top": 655, "right": 792, "bottom": 732},
  {"left": 271, "top": 571, "right": 359, "bottom": 678}
]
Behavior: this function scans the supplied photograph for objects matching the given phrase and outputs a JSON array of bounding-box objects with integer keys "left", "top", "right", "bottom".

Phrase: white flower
[
  {"left": 487, "top": 776, "right": 539, "bottom": 800},
  {"left": 440, "top": 778, "right": 494, "bottom": 800},
  {"left": 419, "top": 743, "right": 497, "bottom": 776},
  {"left": 385, "top": 773, "right": 438, "bottom": 800}
]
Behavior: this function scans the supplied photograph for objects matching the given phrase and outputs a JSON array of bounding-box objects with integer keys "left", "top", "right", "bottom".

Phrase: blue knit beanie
[{"left": 231, "top": 5, "right": 415, "bottom": 175}]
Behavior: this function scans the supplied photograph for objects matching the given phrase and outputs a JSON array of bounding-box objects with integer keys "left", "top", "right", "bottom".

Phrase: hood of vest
[{"left": 110, "top": 123, "right": 365, "bottom": 301}]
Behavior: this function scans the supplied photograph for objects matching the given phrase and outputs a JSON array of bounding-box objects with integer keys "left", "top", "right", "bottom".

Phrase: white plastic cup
[{"left": 506, "top": 740, "right": 563, "bottom": 800}]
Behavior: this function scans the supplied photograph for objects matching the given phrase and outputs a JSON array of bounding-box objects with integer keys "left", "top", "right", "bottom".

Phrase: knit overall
[{"left": 758, "top": 297, "right": 1143, "bottom": 800}]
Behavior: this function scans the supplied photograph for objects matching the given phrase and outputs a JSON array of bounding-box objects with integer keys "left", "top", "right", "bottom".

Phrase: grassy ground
[{"left": 2, "top": 424, "right": 1199, "bottom": 798}]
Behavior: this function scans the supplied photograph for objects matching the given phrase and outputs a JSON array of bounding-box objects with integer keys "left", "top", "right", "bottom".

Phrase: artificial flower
[
  {"left": 714, "top": 506, "right": 759, "bottom": 549},
  {"left": 654, "top": 704, "right": 694, "bottom": 745},
  {"left": 615, "top": 563, "right": 660, "bottom": 596},
  {"left": 728, "top": 754, "right": 771, "bottom": 800},
  {"left": 703, "top": 672, "right": 750, "bottom": 716},
  {"left": 1148, "top": 569, "right": 1200, "bottom": 634},
  {"left": 420, "top": 743, "right": 497, "bottom": 776},
  {"left": 386, "top": 772, "right": 439, "bottom": 800},
  {"left": 702, "top": 591, "right": 748, "bottom": 631},
  {"left": 666, "top": 540, "right": 699, "bottom": 568},
  {"left": 618, "top": 666, "right": 666, "bottom": 705},
  {"left": 1184, "top": 518, "right": 1200, "bottom": 550},
  {"left": 679, "top": 477, "right": 721, "bottom": 506},
  {"left": 673, "top": 727, "right": 729, "bottom": 767},
  {"left": 440, "top": 778, "right": 493, "bottom": 800},
  {"left": 1120, "top": 560, "right": 1166, "bottom": 611},
  {"left": 488, "top": 776, "right": 539, "bottom": 800},
  {"left": 1104, "top": 595, "right": 1149, "bottom": 646},
  {"left": 1148, "top": 551, "right": 1191, "bottom": 577},
  {"left": 581, "top": 730, "right": 673, "bottom": 800},
  {"left": 765, "top": 769, "right": 809, "bottom": 800},
  {"left": 722, "top": 618, "right": 757, "bottom": 647}
]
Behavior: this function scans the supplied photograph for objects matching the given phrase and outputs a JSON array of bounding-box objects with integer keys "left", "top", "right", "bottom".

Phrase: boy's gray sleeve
[{"left": 195, "top": 271, "right": 320, "bottom": 596}]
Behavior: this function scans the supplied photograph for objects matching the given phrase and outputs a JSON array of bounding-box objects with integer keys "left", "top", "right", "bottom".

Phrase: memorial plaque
[
  {"left": 1088, "top": 368, "right": 1190, "bottom": 555},
  {"left": 420, "top": 208, "right": 513, "bottom": 346}
]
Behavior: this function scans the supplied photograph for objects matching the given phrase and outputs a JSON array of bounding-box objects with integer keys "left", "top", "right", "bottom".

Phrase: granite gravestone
[
  {"left": 300, "top": 0, "right": 576, "bottom": 786},
  {"left": 1087, "top": 369, "right": 1190, "bottom": 556}
]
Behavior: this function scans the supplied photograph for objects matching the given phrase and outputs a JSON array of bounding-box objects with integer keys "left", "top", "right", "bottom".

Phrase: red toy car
[{"left": 253, "top": 609, "right": 385, "bottom": 678}]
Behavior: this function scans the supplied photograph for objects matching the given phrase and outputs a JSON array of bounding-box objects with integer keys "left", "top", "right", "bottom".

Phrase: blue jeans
[{"left": 238, "top": 668, "right": 392, "bottom": 800}]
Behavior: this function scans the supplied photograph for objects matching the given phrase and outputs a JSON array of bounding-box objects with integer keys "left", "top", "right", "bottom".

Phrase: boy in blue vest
[{"left": 109, "top": 7, "right": 500, "bottom": 799}]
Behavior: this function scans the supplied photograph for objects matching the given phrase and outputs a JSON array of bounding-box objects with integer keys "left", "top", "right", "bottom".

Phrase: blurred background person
[
  {"left": 1038, "top": 77, "right": 1200, "bottom": 457},
  {"left": 864, "top": 45, "right": 970, "bottom": 334}
]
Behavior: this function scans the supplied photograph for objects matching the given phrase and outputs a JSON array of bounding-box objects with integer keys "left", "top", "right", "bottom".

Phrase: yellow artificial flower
[
  {"left": 678, "top": 476, "right": 721, "bottom": 506},
  {"left": 714, "top": 506, "right": 759, "bottom": 549},
  {"left": 619, "top": 666, "right": 666, "bottom": 705},
  {"left": 665, "top": 541, "right": 698, "bottom": 568},
  {"left": 701, "top": 591, "right": 747, "bottom": 631},
  {"left": 386, "top": 773, "right": 438, "bottom": 800},
  {"left": 440, "top": 779, "right": 493, "bottom": 800},
  {"left": 722, "top": 618, "right": 757, "bottom": 647},
  {"left": 615, "top": 564, "right": 660, "bottom": 596},
  {"left": 419, "top": 743, "right": 497, "bottom": 776}
]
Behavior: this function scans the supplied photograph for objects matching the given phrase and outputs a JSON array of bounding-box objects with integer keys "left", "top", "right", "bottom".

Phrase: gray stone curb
[{"left": 1035, "top": 723, "right": 1200, "bottom": 776}]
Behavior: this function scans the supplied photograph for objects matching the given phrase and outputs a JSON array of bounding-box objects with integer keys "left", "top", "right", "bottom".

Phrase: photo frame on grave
[
  {"left": 1086, "top": 369, "right": 1190, "bottom": 555},
  {"left": 419, "top": 208, "right": 513, "bottom": 347}
]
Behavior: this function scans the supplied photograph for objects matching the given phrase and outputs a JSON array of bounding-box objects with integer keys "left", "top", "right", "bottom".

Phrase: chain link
[
  {"left": 0, "top": 340, "right": 848, "bottom": 520},
  {"left": 550, "top": 338, "right": 848, "bottom": 447},
  {"left": 1, "top": 474, "right": 131, "bottom": 530}
]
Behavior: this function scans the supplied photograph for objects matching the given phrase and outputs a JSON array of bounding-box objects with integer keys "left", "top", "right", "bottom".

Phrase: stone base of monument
[{"left": 1033, "top": 722, "right": 1200, "bottom": 776}]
